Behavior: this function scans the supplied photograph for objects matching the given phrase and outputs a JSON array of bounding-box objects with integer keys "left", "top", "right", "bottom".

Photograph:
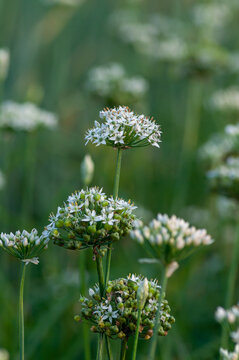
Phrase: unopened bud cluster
[
  {"left": 215, "top": 304, "right": 239, "bottom": 324},
  {"left": 131, "top": 214, "right": 213, "bottom": 265},
  {"left": 0, "top": 229, "right": 48, "bottom": 261},
  {"left": 75, "top": 274, "right": 175, "bottom": 340},
  {"left": 85, "top": 106, "right": 161, "bottom": 149},
  {"left": 42, "top": 187, "right": 136, "bottom": 251}
]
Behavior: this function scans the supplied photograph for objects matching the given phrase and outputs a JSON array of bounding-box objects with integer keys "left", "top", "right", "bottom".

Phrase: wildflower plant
[
  {"left": 0, "top": 229, "right": 49, "bottom": 360},
  {"left": 75, "top": 274, "right": 175, "bottom": 359}
]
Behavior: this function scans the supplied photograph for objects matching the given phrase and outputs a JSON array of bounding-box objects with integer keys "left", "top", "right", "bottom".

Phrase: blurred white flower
[
  {"left": 0, "top": 101, "right": 58, "bottom": 132},
  {"left": 192, "top": 3, "right": 232, "bottom": 29},
  {"left": 44, "top": 0, "right": 84, "bottom": 6},
  {"left": 220, "top": 344, "right": 239, "bottom": 360},
  {"left": 210, "top": 87, "right": 239, "bottom": 113},
  {"left": 215, "top": 303, "right": 239, "bottom": 324},
  {"left": 0, "top": 48, "right": 10, "bottom": 81}
]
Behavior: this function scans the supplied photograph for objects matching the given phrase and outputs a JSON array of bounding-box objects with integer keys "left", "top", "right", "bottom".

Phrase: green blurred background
[{"left": 0, "top": 0, "right": 239, "bottom": 358}]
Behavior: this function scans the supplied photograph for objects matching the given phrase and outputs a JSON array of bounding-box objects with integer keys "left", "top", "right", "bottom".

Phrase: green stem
[
  {"left": 105, "top": 336, "right": 112, "bottom": 360},
  {"left": 221, "top": 221, "right": 239, "bottom": 349},
  {"left": 96, "top": 253, "right": 105, "bottom": 297},
  {"left": 132, "top": 308, "right": 142, "bottom": 360},
  {"left": 120, "top": 338, "right": 128, "bottom": 360},
  {"left": 149, "top": 266, "right": 168, "bottom": 360},
  {"left": 105, "top": 148, "right": 123, "bottom": 286},
  {"left": 80, "top": 251, "right": 91, "bottom": 360},
  {"left": 19, "top": 263, "right": 26, "bottom": 360},
  {"left": 97, "top": 334, "right": 104, "bottom": 360}
]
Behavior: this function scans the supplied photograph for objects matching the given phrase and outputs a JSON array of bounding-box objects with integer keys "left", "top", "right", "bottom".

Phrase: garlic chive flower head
[
  {"left": 0, "top": 101, "right": 58, "bottom": 132},
  {"left": 85, "top": 106, "right": 161, "bottom": 149},
  {"left": 42, "top": 187, "right": 136, "bottom": 251},
  {"left": 130, "top": 214, "right": 213, "bottom": 267},
  {"left": 76, "top": 274, "right": 175, "bottom": 340},
  {"left": 0, "top": 229, "right": 48, "bottom": 262},
  {"left": 210, "top": 87, "right": 239, "bottom": 114},
  {"left": 207, "top": 157, "right": 239, "bottom": 200}
]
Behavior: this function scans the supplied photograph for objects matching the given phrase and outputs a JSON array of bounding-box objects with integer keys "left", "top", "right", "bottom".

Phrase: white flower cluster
[
  {"left": 210, "top": 87, "right": 239, "bottom": 113},
  {"left": 130, "top": 214, "right": 213, "bottom": 265},
  {"left": 87, "top": 63, "right": 148, "bottom": 102},
  {"left": 42, "top": 187, "right": 136, "bottom": 250},
  {"left": 0, "top": 349, "right": 9, "bottom": 360},
  {"left": 207, "top": 157, "right": 239, "bottom": 199},
  {"left": 215, "top": 304, "right": 239, "bottom": 324},
  {"left": 0, "top": 48, "right": 10, "bottom": 81},
  {"left": 0, "top": 229, "right": 48, "bottom": 261},
  {"left": 216, "top": 304, "right": 239, "bottom": 359},
  {"left": 85, "top": 106, "right": 161, "bottom": 149},
  {"left": 192, "top": 3, "right": 231, "bottom": 29},
  {"left": 0, "top": 170, "right": 5, "bottom": 190},
  {"left": 0, "top": 101, "right": 58, "bottom": 132},
  {"left": 44, "top": 0, "right": 84, "bottom": 6}
]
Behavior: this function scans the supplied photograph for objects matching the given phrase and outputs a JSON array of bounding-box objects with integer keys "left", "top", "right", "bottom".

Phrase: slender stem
[
  {"left": 105, "top": 336, "right": 112, "bottom": 360},
  {"left": 105, "top": 148, "right": 123, "bottom": 286},
  {"left": 149, "top": 266, "right": 168, "bottom": 360},
  {"left": 221, "top": 221, "right": 239, "bottom": 348},
  {"left": 97, "top": 334, "right": 104, "bottom": 360},
  {"left": 96, "top": 253, "right": 105, "bottom": 297},
  {"left": 80, "top": 251, "right": 91, "bottom": 360},
  {"left": 120, "top": 338, "right": 128, "bottom": 360},
  {"left": 19, "top": 263, "right": 26, "bottom": 360},
  {"left": 132, "top": 308, "right": 142, "bottom": 360}
]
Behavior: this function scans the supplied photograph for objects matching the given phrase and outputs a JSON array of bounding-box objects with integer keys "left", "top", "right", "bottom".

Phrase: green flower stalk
[
  {"left": 131, "top": 214, "right": 213, "bottom": 358},
  {"left": 75, "top": 274, "right": 174, "bottom": 359},
  {"left": 0, "top": 229, "right": 48, "bottom": 360}
]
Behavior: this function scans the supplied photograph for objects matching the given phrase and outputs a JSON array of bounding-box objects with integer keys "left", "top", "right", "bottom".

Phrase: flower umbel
[
  {"left": 42, "top": 187, "right": 136, "bottom": 251},
  {"left": 76, "top": 274, "right": 175, "bottom": 340},
  {"left": 0, "top": 229, "right": 48, "bottom": 261},
  {"left": 130, "top": 214, "right": 213, "bottom": 265},
  {"left": 85, "top": 106, "right": 161, "bottom": 149}
]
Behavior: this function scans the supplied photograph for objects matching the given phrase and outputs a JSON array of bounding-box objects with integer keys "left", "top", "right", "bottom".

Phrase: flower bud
[
  {"left": 80, "top": 154, "right": 94, "bottom": 186},
  {"left": 0, "top": 48, "right": 10, "bottom": 82},
  {"left": 137, "top": 278, "right": 149, "bottom": 310}
]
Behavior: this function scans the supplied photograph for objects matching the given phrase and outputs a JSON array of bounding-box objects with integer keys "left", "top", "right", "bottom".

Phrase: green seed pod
[{"left": 74, "top": 315, "right": 81, "bottom": 322}]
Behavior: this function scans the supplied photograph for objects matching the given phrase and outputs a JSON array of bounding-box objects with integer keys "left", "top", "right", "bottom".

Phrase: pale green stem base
[
  {"left": 19, "top": 263, "right": 26, "bottom": 360},
  {"left": 132, "top": 308, "right": 142, "bottom": 360},
  {"left": 221, "top": 221, "right": 239, "bottom": 349},
  {"left": 97, "top": 334, "right": 104, "bottom": 360},
  {"left": 149, "top": 267, "right": 168, "bottom": 360}
]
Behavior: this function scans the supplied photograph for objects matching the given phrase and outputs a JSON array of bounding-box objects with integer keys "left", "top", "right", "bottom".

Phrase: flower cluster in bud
[
  {"left": 207, "top": 157, "right": 239, "bottom": 200},
  {"left": 80, "top": 154, "right": 94, "bottom": 186},
  {"left": 42, "top": 187, "right": 136, "bottom": 251},
  {"left": 216, "top": 303, "right": 239, "bottom": 360},
  {"left": 0, "top": 48, "right": 10, "bottom": 82},
  {"left": 209, "top": 87, "right": 239, "bottom": 113},
  {"left": 87, "top": 63, "right": 148, "bottom": 105},
  {"left": 85, "top": 106, "right": 161, "bottom": 149},
  {"left": 75, "top": 274, "right": 175, "bottom": 340},
  {"left": 0, "top": 101, "right": 58, "bottom": 132},
  {"left": 0, "top": 349, "right": 9, "bottom": 360},
  {"left": 130, "top": 214, "right": 213, "bottom": 265},
  {"left": 0, "top": 229, "right": 48, "bottom": 262},
  {"left": 0, "top": 170, "right": 5, "bottom": 190}
]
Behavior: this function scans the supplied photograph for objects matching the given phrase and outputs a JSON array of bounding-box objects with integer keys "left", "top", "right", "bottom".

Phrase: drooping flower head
[
  {"left": 42, "top": 187, "right": 136, "bottom": 251},
  {"left": 130, "top": 214, "right": 213, "bottom": 270},
  {"left": 207, "top": 157, "right": 239, "bottom": 200},
  {"left": 75, "top": 274, "right": 175, "bottom": 340},
  {"left": 0, "top": 101, "right": 58, "bottom": 132},
  {"left": 85, "top": 106, "right": 161, "bottom": 149},
  {"left": 0, "top": 229, "right": 48, "bottom": 263}
]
